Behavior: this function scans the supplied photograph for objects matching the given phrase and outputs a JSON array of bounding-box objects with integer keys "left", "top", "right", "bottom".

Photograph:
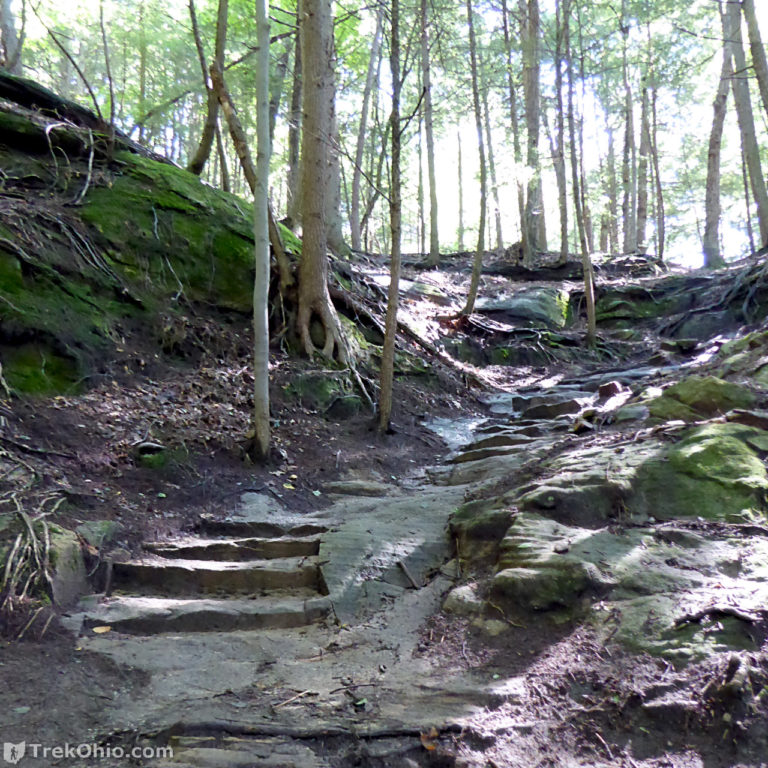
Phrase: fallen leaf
[
  {"left": 420, "top": 726, "right": 439, "bottom": 751},
  {"left": 283, "top": 483, "right": 295, "bottom": 490},
  {"left": 92, "top": 626, "right": 112, "bottom": 634}
]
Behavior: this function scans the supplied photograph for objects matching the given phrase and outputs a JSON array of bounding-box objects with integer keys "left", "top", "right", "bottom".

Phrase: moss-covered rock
[
  {"left": 49, "top": 524, "right": 87, "bottom": 608},
  {"left": 476, "top": 286, "right": 571, "bottom": 329},
  {"left": 643, "top": 376, "right": 755, "bottom": 424},
  {"left": 0, "top": 128, "right": 259, "bottom": 393},
  {"left": 634, "top": 423, "right": 768, "bottom": 522}
]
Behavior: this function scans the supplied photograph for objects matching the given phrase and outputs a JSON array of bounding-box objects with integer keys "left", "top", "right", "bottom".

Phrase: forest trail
[{"left": 50, "top": 338, "right": 760, "bottom": 768}]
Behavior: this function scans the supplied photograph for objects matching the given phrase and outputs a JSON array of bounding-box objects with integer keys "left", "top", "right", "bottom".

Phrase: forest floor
[{"left": 2, "top": 254, "right": 768, "bottom": 768}]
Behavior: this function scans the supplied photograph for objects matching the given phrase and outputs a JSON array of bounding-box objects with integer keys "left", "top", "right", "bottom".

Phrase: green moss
[
  {"left": 3, "top": 343, "right": 80, "bottom": 394},
  {"left": 634, "top": 423, "right": 768, "bottom": 521}
]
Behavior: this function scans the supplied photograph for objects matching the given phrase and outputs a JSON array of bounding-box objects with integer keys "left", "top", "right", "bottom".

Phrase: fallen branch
[{"left": 674, "top": 604, "right": 762, "bottom": 629}]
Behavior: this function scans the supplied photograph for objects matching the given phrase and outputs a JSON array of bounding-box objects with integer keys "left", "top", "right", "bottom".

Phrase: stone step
[
  {"left": 111, "top": 556, "right": 327, "bottom": 597},
  {"left": 73, "top": 592, "right": 331, "bottom": 634},
  {"left": 144, "top": 535, "right": 321, "bottom": 561},
  {"left": 195, "top": 518, "right": 328, "bottom": 539}
]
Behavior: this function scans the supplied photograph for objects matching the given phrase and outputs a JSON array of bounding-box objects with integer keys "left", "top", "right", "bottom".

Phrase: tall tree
[
  {"left": 636, "top": 78, "right": 651, "bottom": 253},
  {"left": 564, "top": 0, "right": 595, "bottom": 342},
  {"left": 379, "top": 0, "right": 402, "bottom": 432},
  {"left": 726, "top": 0, "right": 768, "bottom": 246},
  {"left": 501, "top": 0, "right": 525, "bottom": 245},
  {"left": 0, "top": 0, "right": 23, "bottom": 74},
  {"left": 252, "top": 0, "right": 271, "bottom": 460},
  {"left": 461, "top": 0, "right": 487, "bottom": 315},
  {"left": 285, "top": 19, "right": 302, "bottom": 228},
  {"left": 620, "top": 0, "right": 637, "bottom": 254},
  {"left": 519, "top": 0, "right": 546, "bottom": 262},
  {"left": 742, "top": 0, "right": 768, "bottom": 122},
  {"left": 553, "top": 0, "right": 568, "bottom": 264},
  {"left": 297, "top": 0, "right": 347, "bottom": 360},
  {"left": 421, "top": 0, "right": 440, "bottom": 265},
  {"left": 703, "top": 3, "right": 732, "bottom": 269},
  {"left": 350, "top": 4, "right": 383, "bottom": 252}
]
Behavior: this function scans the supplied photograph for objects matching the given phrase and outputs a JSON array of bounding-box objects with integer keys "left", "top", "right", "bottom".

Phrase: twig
[
  {"left": 273, "top": 690, "right": 314, "bottom": 709},
  {"left": 594, "top": 732, "right": 614, "bottom": 760},
  {"left": 398, "top": 560, "right": 420, "bottom": 589},
  {"left": 328, "top": 682, "right": 378, "bottom": 695},
  {"left": 71, "top": 128, "right": 95, "bottom": 204}
]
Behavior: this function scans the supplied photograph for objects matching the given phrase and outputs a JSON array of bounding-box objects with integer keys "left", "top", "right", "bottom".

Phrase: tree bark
[
  {"left": 252, "top": 0, "right": 271, "bottom": 461},
  {"left": 1, "top": 0, "right": 23, "bottom": 74},
  {"left": 742, "top": 0, "right": 768, "bottom": 122},
  {"left": 482, "top": 65, "right": 503, "bottom": 254},
  {"left": 650, "top": 82, "right": 665, "bottom": 260},
  {"left": 461, "top": 0, "right": 487, "bottom": 315},
  {"left": 554, "top": 0, "right": 568, "bottom": 265},
  {"left": 269, "top": 45, "right": 290, "bottom": 143},
  {"left": 457, "top": 125, "right": 465, "bottom": 252},
  {"left": 501, "top": 0, "right": 525, "bottom": 247},
  {"left": 636, "top": 79, "right": 651, "bottom": 253},
  {"left": 421, "top": 0, "right": 440, "bottom": 265},
  {"left": 285, "top": 22, "right": 302, "bottom": 228},
  {"left": 620, "top": 0, "right": 637, "bottom": 254},
  {"left": 350, "top": 4, "right": 384, "bottom": 252},
  {"left": 565, "top": 0, "right": 595, "bottom": 343},
  {"left": 703, "top": 8, "right": 732, "bottom": 269},
  {"left": 297, "top": 0, "right": 347, "bottom": 361},
  {"left": 187, "top": 0, "right": 228, "bottom": 176},
  {"left": 727, "top": 0, "right": 768, "bottom": 246},
  {"left": 379, "top": 0, "right": 402, "bottom": 433},
  {"left": 519, "top": 0, "right": 546, "bottom": 262}
]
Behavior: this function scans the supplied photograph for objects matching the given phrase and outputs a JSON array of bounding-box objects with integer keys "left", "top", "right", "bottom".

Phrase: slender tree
[
  {"left": 501, "top": 0, "right": 525, "bottom": 245},
  {"left": 252, "top": 0, "right": 271, "bottom": 460},
  {"left": 565, "top": 0, "right": 595, "bottom": 342},
  {"left": 519, "top": 0, "right": 546, "bottom": 262},
  {"left": 285, "top": 19, "right": 302, "bottom": 228},
  {"left": 703, "top": 3, "right": 732, "bottom": 269},
  {"left": 742, "top": 0, "right": 768, "bottom": 122},
  {"left": 379, "top": 0, "right": 402, "bottom": 432},
  {"left": 726, "top": 0, "right": 768, "bottom": 246},
  {"left": 421, "top": 0, "right": 440, "bottom": 265},
  {"left": 461, "top": 0, "right": 487, "bottom": 315},
  {"left": 0, "top": 0, "right": 23, "bottom": 74},
  {"left": 350, "top": 4, "right": 384, "bottom": 252}
]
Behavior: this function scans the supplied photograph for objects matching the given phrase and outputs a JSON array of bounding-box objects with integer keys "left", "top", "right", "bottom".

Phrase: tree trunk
[
  {"left": 620, "top": 0, "right": 637, "bottom": 254},
  {"left": 481, "top": 65, "right": 503, "bottom": 254},
  {"left": 727, "top": 0, "right": 768, "bottom": 246},
  {"left": 251, "top": 0, "right": 271, "bottom": 461},
  {"left": 650, "top": 82, "right": 665, "bottom": 260},
  {"left": 421, "top": 0, "right": 440, "bottom": 265},
  {"left": 379, "top": 0, "right": 402, "bottom": 433},
  {"left": 286, "top": 20, "right": 302, "bottom": 228},
  {"left": 269, "top": 45, "right": 290, "bottom": 143},
  {"left": 703, "top": 9, "right": 732, "bottom": 269},
  {"left": 606, "top": 126, "right": 619, "bottom": 253},
  {"left": 501, "top": 0, "right": 525, "bottom": 246},
  {"left": 554, "top": 0, "right": 568, "bottom": 264},
  {"left": 636, "top": 79, "right": 651, "bottom": 253},
  {"left": 350, "top": 5, "right": 384, "bottom": 252},
  {"left": 215, "top": 122, "right": 231, "bottom": 192},
  {"left": 1, "top": 0, "right": 23, "bottom": 74},
  {"left": 187, "top": 0, "right": 228, "bottom": 176},
  {"left": 564, "top": 0, "right": 595, "bottom": 343},
  {"left": 297, "top": 0, "right": 347, "bottom": 361},
  {"left": 457, "top": 125, "right": 465, "bottom": 251},
  {"left": 325, "top": 108, "right": 349, "bottom": 258},
  {"left": 519, "top": 0, "right": 546, "bottom": 262},
  {"left": 461, "top": 0, "right": 487, "bottom": 316},
  {"left": 742, "top": 0, "right": 768, "bottom": 122}
]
